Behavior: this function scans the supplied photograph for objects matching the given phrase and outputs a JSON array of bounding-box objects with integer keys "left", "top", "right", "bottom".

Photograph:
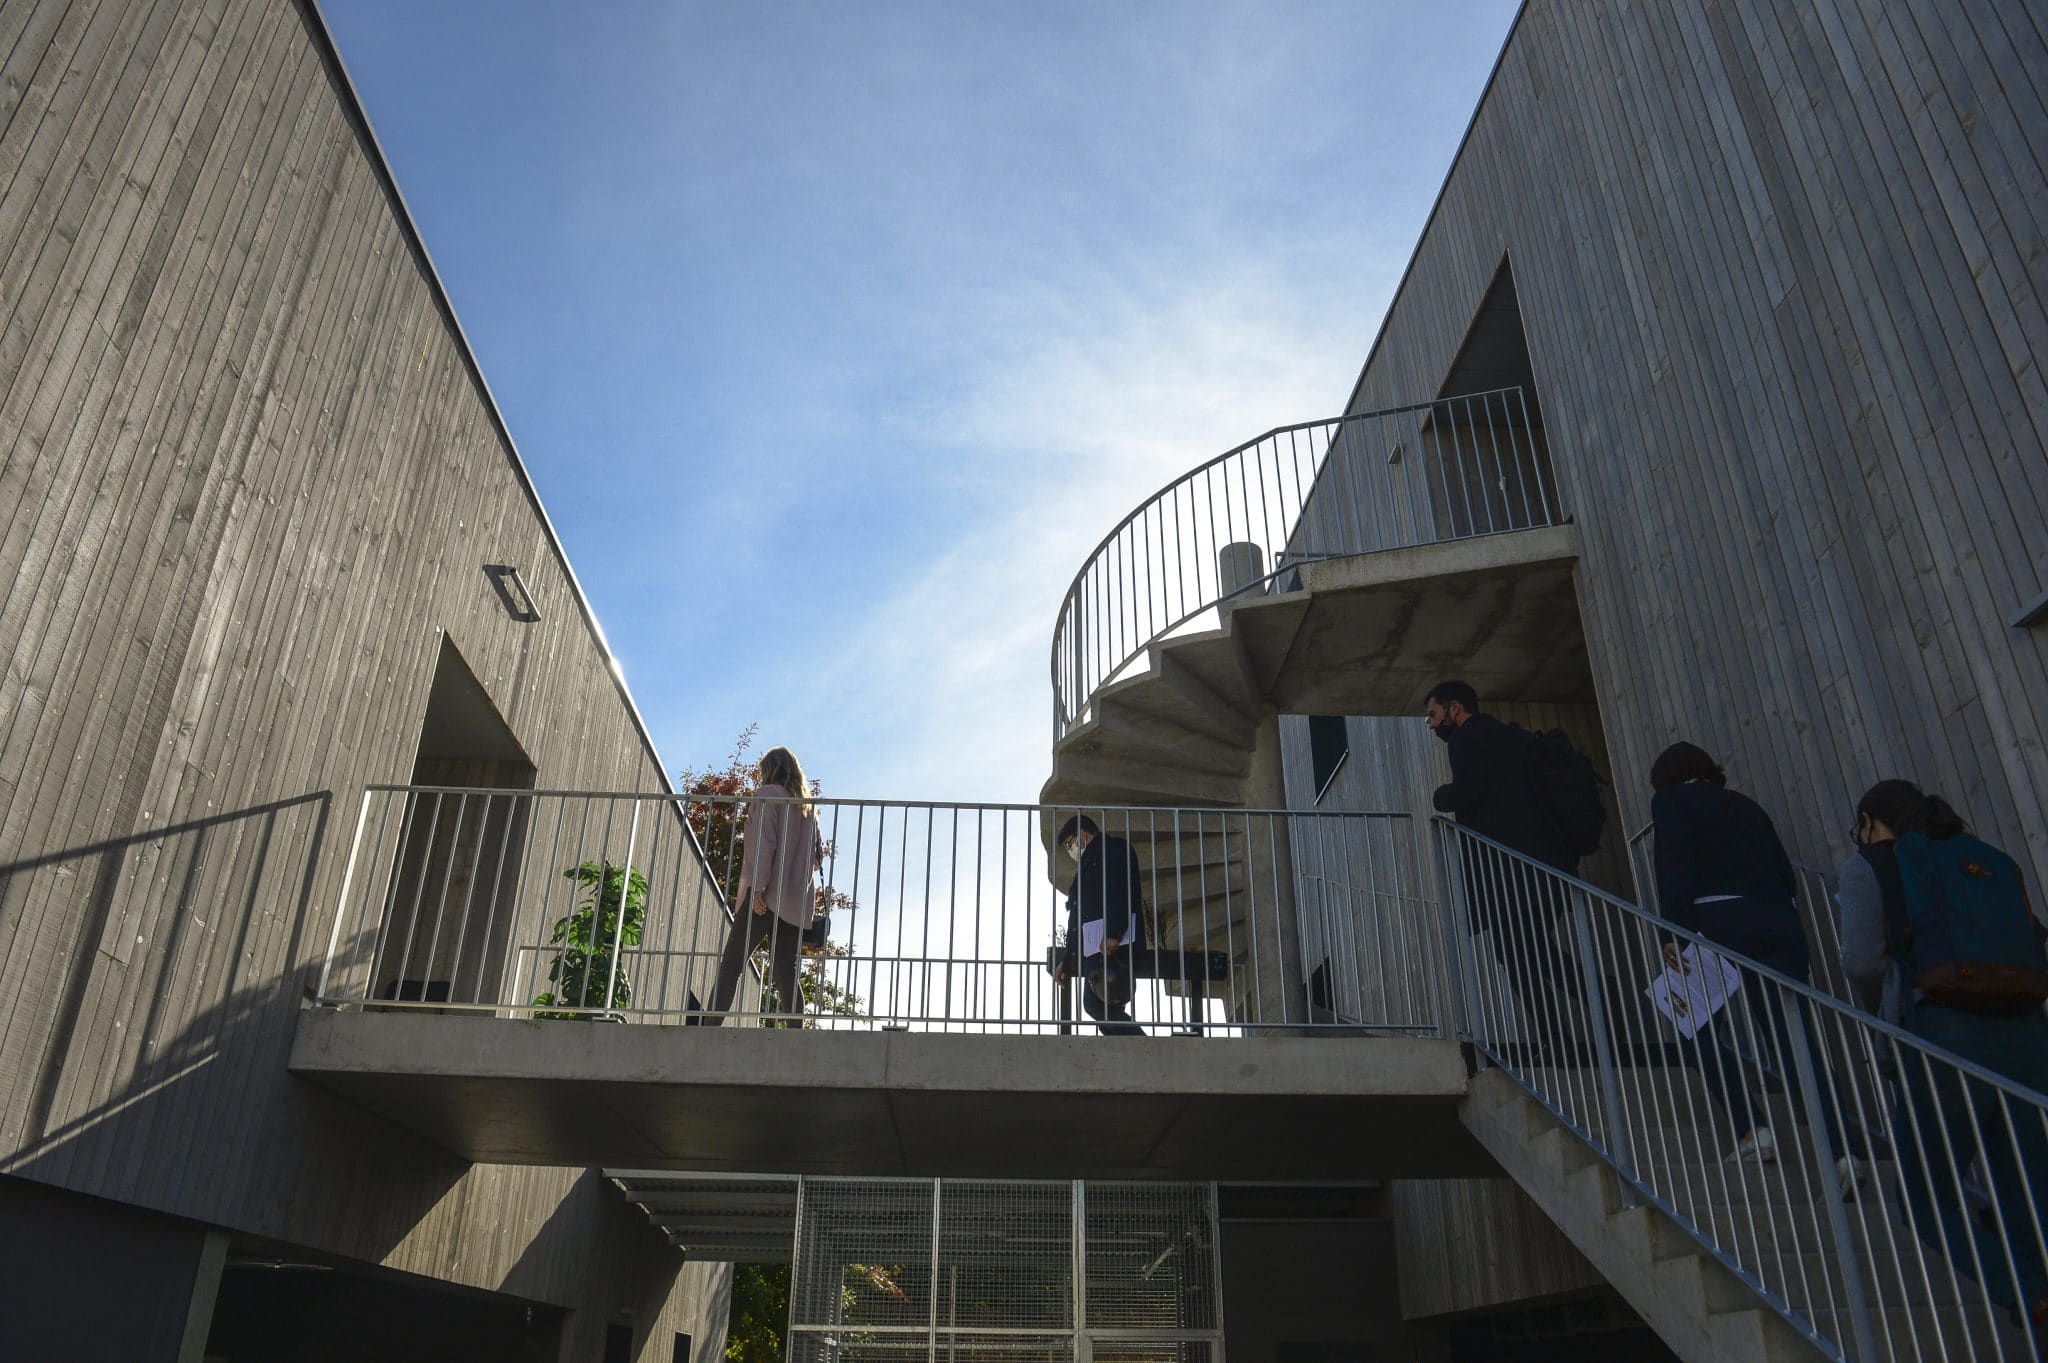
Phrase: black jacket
[
  {"left": 1061, "top": 832, "right": 1145, "bottom": 969},
  {"left": 1650, "top": 781, "right": 1797, "bottom": 935},
  {"left": 1433, "top": 713, "right": 1557, "bottom": 865}
]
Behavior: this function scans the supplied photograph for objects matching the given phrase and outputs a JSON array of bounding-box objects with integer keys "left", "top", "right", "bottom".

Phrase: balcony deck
[{"left": 291, "top": 1010, "right": 1496, "bottom": 1181}]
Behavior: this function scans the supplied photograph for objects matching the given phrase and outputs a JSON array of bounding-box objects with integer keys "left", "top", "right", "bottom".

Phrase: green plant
[{"left": 533, "top": 860, "right": 647, "bottom": 1020}]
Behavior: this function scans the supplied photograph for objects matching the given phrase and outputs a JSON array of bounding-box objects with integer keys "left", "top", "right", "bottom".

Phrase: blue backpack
[{"left": 1889, "top": 832, "right": 2048, "bottom": 1015}]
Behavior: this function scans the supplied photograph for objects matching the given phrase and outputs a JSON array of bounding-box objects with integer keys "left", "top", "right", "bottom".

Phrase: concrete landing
[{"left": 291, "top": 1011, "right": 1497, "bottom": 1180}]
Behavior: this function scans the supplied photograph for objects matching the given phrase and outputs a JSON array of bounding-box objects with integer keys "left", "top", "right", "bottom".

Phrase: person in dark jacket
[
  {"left": 1054, "top": 814, "right": 1146, "bottom": 1036},
  {"left": 1649, "top": 741, "right": 1861, "bottom": 1193},
  {"left": 1429, "top": 681, "right": 1568, "bottom": 874},
  {"left": 1842, "top": 780, "right": 2048, "bottom": 1327},
  {"left": 1427, "top": 680, "right": 1582, "bottom": 1050}
]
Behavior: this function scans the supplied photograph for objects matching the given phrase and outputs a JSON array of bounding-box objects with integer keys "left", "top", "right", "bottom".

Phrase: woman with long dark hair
[
  {"left": 1648, "top": 742, "right": 1861, "bottom": 1191},
  {"left": 1840, "top": 779, "right": 2048, "bottom": 1327},
  {"left": 705, "top": 745, "right": 822, "bottom": 1027}
]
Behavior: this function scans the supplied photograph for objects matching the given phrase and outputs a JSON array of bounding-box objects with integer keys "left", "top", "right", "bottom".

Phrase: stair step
[
  {"left": 1153, "top": 637, "right": 1258, "bottom": 730},
  {"left": 1094, "top": 695, "right": 1255, "bottom": 777},
  {"left": 1041, "top": 752, "right": 1246, "bottom": 807},
  {"left": 1090, "top": 665, "right": 1253, "bottom": 750}
]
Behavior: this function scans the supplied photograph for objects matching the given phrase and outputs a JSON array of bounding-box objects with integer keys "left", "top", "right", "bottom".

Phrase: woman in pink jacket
[{"left": 706, "top": 746, "right": 822, "bottom": 1026}]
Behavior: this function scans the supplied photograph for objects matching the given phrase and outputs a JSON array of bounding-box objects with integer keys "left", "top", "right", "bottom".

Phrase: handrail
[
  {"left": 1439, "top": 816, "right": 2048, "bottom": 1361},
  {"left": 313, "top": 787, "right": 1442, "bottom": 1036},
  {"left": 1049, "top": 385, "right": 1554, "bottom": 740}
]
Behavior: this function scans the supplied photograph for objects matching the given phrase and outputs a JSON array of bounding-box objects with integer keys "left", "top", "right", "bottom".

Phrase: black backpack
[{"left": 1514, "top": 725, "right": 1607, "bottom": 859}]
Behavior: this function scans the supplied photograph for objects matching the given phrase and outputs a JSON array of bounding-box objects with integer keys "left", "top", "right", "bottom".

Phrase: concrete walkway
[{"left": 291, "top": 1011, "right": 1495, "bottom": 1180}]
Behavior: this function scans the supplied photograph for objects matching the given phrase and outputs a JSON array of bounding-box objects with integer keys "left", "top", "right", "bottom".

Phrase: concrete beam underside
[
  {"left": 291, "top": 1012, "right": 1496, "bottom": 1181},
  {"left": 1270, "top": 523, "right": 1590, "bottom": 717}
]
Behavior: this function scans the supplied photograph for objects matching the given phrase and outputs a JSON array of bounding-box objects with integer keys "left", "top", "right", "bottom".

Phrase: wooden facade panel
[
  {"left": 1328, "top": 0, "right": 2048, "bottom": 889},
  {"left": 0, "top": 0, "right": 728, "bottom": 1346},
  {"left": 1290, "top": 0, "right": 2048, "bottom": 1320}
]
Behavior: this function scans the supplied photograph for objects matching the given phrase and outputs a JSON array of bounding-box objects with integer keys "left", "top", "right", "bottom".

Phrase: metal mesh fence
[
  {"left": 792, "top": 1180, "right": 936, "bottom": 1331},
  {"left": 1088, "top": 1345, "right": 1216, "bottom": 1363},
  {"left": 935, "top": 1182, "right": 1073, "bottom": 1330},
  {"left": 1083, "top": 1184, "right": 1219, "bottom": 1331},
  {"left": 791, "top": 1180, "right": 1221, "bottom": 1361}
]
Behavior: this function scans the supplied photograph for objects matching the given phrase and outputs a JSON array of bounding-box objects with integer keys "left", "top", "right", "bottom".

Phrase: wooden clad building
[
  {"left": 1283, "top": 0, "right": 2047, "bottom": 1332},
  {"left": 0, "top": 1, "right": 730, "bottom": 1357}
]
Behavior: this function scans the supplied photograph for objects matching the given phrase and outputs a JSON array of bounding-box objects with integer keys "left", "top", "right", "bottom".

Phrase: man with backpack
[
  {"left": 1426, "top": 679, "right": 1606, "bottom": 1055},
  {"left": 1839, "top": 780, "right": 2048, "bottom": 1333}
]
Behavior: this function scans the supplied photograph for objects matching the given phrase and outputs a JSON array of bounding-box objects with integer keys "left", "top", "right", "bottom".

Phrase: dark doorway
[
  {"left": 1421, "top": 258, "right": 1559, "bottom": 538},
  {"left": 373, "top": 636, "right": 537, "bottom": 1010}
]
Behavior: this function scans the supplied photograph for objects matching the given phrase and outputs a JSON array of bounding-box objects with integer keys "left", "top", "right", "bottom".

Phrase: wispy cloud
[{"left": 322, "top": 0, "right": 1520, "bottom": 801}]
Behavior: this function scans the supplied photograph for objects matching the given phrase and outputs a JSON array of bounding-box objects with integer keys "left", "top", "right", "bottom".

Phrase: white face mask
[{"left": 1065, "top": 841, "right": 1082, "bottom": 864}]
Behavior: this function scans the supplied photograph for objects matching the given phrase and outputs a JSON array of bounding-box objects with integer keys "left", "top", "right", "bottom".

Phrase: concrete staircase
[
  {"left": 1040, "top": 525, "right": 1588, "bottom": 967},
  {"left": 1461, "top": 1066, "right": 2027, "bottom": 1362}
]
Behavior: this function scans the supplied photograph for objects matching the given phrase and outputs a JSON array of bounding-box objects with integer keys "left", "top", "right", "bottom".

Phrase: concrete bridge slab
[{"left": 291, "top": 1011, "right": 1497, "bottom": 1181}]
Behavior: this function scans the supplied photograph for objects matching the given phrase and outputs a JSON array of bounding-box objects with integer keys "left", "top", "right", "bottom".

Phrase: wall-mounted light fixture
[
  {"left": 483, "top": 564, "right": 540, "bottom": 623},
  {"left": 2014, "top": 586, "right": 2048, "bottom": 631}
]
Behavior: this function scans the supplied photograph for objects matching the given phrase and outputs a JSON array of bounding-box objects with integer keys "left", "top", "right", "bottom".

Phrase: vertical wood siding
[
  {"left": 0, "top": 0, "right": 726, "bottom": 1350},
  {"left": 1339, "top": 0, "right": 2048, "bottom": 889},
  {"left": 1287, "top": 0, "right": 2047, "bottom": 1323}
]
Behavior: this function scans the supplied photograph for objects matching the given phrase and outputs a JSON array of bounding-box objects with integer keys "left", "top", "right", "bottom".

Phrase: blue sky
[{"left": 319, "top": 0, "right": 1520, "bottom": 804}]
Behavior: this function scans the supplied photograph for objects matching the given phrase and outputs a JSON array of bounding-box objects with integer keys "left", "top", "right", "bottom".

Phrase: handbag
[{"left": 802, "top": 905, "right": 831, "bottom": 950}]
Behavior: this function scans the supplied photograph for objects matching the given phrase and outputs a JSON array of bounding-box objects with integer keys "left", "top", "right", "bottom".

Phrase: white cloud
[{"left": 793, "top": 246, "right": 1402, "bottom": 805}]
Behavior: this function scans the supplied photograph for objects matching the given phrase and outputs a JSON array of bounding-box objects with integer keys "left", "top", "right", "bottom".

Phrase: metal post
[
  {"left": 1784, "top": 1001, "right": 1878, "bottom": 1362},
  {"left": 317, "top": 787, "right": 377, "bottom": 1002},
  {"left": 599, "top": 798, "right": 643, "bottom": 1019},
  {"left": 1569, "top": 888, "right": 1634, "bottom": 1204}
]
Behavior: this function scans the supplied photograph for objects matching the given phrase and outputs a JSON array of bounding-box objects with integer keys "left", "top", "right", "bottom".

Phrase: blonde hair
[{"left": 757, "top": 746, "right": 811, "bottom": 813}]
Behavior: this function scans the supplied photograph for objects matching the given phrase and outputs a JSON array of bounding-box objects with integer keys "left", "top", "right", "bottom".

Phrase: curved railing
[{"left": 1050, "top": 386, "right": 1554, "bottom": 740}]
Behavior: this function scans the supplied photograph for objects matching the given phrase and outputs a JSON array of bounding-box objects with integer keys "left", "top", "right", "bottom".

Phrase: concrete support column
[{"left": 1235, "top": 706, "right": 1306, "bottom": 1029}]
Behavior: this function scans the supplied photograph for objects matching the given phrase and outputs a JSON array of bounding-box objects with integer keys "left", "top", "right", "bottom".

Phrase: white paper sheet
[
  {"left": 1080, "top": 918, "right": 1122, "bottom": 958},
  {"left": 1646, "top": 943, "right": 1743, "bottom": 1039}
]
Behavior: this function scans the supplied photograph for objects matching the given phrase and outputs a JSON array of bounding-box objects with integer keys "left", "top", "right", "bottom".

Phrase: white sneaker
[
  {"left": 1726, "top": 1126, "right": 1778, "bottom": 1164},
  {"left": 1836, "top": 1154, "right": 1870, "bottom": 1202}
]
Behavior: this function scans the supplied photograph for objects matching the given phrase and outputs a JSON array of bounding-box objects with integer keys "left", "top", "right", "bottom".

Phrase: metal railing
[
  {"left": 1444, "top": 818, "right": 2048, "bottom": 1361},
  {"left": 1050, "top": 386, "right": 1555, "bottom": 739},
  {"left": 314, "top": 787, "right": 1444, "bottom": 1035}
]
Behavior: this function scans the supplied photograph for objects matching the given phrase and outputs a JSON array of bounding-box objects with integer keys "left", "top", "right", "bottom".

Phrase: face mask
[
  {"left": 1431, "top": 717, "right": 1454, "bottom": 744},
  {"left": 1065, "top": 842, "right": 1082, "bottom": 864}
]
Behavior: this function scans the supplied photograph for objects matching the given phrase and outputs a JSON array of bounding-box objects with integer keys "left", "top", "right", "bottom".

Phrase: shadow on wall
[{"left": 0, "top": 793, "right": 466, "bottom": 1259}]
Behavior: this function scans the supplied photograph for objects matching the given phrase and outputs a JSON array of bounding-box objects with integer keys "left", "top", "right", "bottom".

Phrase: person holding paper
[
  {"left": 1650, "top": 742, "right": 1863, "bottom": 1192},
  {"left": 1054, "top": 814, "right": 1146, "bottom": 1037}
]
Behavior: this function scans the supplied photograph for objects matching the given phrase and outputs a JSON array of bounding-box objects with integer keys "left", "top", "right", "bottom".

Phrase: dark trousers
[
  {"left": 706, "top": 909, "right": 803, "bottom": 1026},
  {"left": 1468, "top": 851, "right": 1606, "bottom": 1060},
  {"left": 1893, "top": 1004, "right": 2048, "bottom": 1312},
  {"left": 1077, "top": 949, "right": 1143, "bottom": 1036},
  {"left": 1684, "top": 900, "right": 1854, "bottom": 1158},
  {"left": 1081, "top": 985, "right": 1144, "bottom": 1036}
]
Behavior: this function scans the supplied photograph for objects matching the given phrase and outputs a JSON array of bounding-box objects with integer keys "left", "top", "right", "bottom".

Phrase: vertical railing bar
[
  {"left": 1785, "top": 994, "right": 1874, "bottom": 1358},
  {"left": 574, "top": 797, "right": 621, "bottom": 1013},
  {"left": 319, "top": 787, "right": 378, "bottom": 1001},
  {"left": 1518, "top": 386, "right": 1554, "bottom": 524},
  {"left": 518, "top": 795, "right": 573, "bottom": 1015},
  {"left": 597, "top": 797, "right": 643, "bottom": 1020},
  {"left": 1955, "top": 1059, "right": 2036, "bottom": 1354},
  {"left": 447, "top": 790, "right": 506, "bottom": 1007},
  {"left": 391, "top": 791, "right": 448, "bottom": 1004},
  {"left": 353, "top": 790, "right": 407, "bottom": 1000}
]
